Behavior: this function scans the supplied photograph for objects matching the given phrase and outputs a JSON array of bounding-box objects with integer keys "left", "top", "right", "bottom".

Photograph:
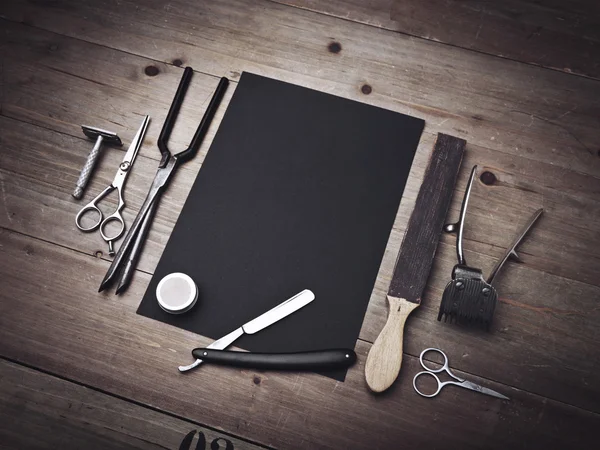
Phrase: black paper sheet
[{"left": 138, "top": 73, "right": 424, "bottom": 381}]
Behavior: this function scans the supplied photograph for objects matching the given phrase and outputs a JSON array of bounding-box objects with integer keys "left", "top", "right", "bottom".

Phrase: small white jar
[{"left": 156, "top": 272, "right": 198, "bottom": 314}]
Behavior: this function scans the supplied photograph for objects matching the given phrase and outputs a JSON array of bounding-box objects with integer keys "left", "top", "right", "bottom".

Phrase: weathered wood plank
[
  {"left": 274, "top": 0, "right": 600, "bottom": 79},
  {"left": 1, "top": 21, "right": 599, "bottom": 284},
  {"left": 2, "top": 131, "right": 600, "bottom": 415},
  {"left": 2, "top": 105, "right": 598, "bottom": 286},
  {"left": 0, "top": 229, "right": 599, "bottom": 449},
  {"left": 1, "top": 12, "right": 598, "bottom": 285},
  {"left": 2, "top": 106, "right": 600, "bottom": 413},
  {"left": 1, "top": 2, "right": 599, "bottom": 178},
  {"left": 0, "top": 359, "right": 263, "bottom": 449},
  {"left": 0, "top": 22, "right": 235, "bottom": 167},
  {"left": 1, "top": 4, "right": 599, "bottom": 447}
]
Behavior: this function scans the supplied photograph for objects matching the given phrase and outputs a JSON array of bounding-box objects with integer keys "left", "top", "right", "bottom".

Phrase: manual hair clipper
[{"left": 438, "top": 165, "right": 543, "bottom": 329}]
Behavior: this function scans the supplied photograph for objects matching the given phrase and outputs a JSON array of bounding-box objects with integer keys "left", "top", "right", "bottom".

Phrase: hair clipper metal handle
[{"left": 444, "top": 165, "right": 478, "bottom": 266}]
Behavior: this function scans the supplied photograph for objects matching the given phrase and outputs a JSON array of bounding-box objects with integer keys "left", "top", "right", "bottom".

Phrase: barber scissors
[
  {"left": 75, "top": 115, "right": 150, "bottom": 255},
  {"left": 413, "top": 348, "right": 509, "bottom": 400}
]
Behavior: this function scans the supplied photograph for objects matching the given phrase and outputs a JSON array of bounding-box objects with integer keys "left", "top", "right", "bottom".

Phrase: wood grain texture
[
  {"left": 0, "top": 36, "right": 599, "bottom": 409},
  {"left": 0, "top": 0, "right": 599, "bottom": 447},
  {"left": 1, "top": 19, "right": 599, "bottom": 285},
  {"left": 388, "top": 133, "right": 465, "bottom": 302},
  {"left": 365, "top": 296, "right": 418, "bottom": 392},
  {"left": 275, "top": 0, "right": 600, "bottom": 80},
  {"left": 0, "top": 229, "right": 599, "bottom": 449},
  {"left": 0, "top": 360, "right": 262, "bottom": 450},
  {"left": 1, "top": 1, "right": 599, "bottom": 179}
]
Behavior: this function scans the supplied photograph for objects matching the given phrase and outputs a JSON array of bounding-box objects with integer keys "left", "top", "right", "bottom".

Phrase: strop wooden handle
[{"left": 365, "top": 296, "right": 419, "bottom": 392}]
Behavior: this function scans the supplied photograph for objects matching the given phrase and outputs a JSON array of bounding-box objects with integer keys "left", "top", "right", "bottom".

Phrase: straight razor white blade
[{"left": 242, "top": 289, "right": 315, "bottom": 334}]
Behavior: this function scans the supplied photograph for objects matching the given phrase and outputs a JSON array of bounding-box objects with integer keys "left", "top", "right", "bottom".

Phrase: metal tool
[
  {"left": 364, "top": 133, "right": 466, "bottom": 393},
  {"left": 114, "top": 198, "right": 159, "bottom": 294},
  {"left": 438, "top": 165, "right": 544, "bottom": 329},
  {"left": 192, "top": 348, "right": 357, "bottom": 371},
  {"left": 179, "top": 289, "right": 315, "bottom": 373},
  {"left": 73, "top": 126, "right": 123, "bottom": 199},
  {"left": 413, "top": 348, "right": 509, "bottom": 400},
  {"left": 75, "top": 116, "right": 150, "bottom": 255},
  {"left": 99, "top": 67, "right": 229, "bottom": 293}
]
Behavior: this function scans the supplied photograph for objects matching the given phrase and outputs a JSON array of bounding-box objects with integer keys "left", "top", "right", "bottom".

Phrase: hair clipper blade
[{"left": 438, "top": 265, "right": 498, "bottom": 330}]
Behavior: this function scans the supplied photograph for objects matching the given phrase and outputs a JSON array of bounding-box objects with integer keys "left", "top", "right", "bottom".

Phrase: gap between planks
[
  {"left": 2, "top": 15, "right": 599, "bottom": 181},
  {"left": 9, "top": 0, "right": 596, "bottom": 86},
  {"left": 267, "top": 0, "right": 600, "bottom": 82},
  {"left": 0, "top": 17, "right": 600, "bottom": 183},
  {"left": 0, "top": 225, "right": 597, "bottom": 414},
  {"left": 0, "top": 355, "right": 272, "bottom": 449},
  {"left": 0, "top": 18, "right": 227, "bottom": 96},
  {"left": 3, "top": 157, "right": 594, "bottom": 296}
]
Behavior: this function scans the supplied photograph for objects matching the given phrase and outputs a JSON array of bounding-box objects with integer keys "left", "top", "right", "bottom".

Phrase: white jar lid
[{"left": 156, "top": 272, "right": 198, "bottom": 314}]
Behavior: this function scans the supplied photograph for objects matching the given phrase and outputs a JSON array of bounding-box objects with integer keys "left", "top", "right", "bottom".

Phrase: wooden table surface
[{"left": 1, "top": 1, "right": 599, "bottom": 449}]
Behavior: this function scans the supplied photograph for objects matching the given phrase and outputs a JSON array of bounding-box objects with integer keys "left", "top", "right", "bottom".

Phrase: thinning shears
[
  {"left": 75, "top": 116, "right": 150, "bottom": 255},
  {"left": 413, "top": 348, "right": 509, "bottom": 400},
  {"left": 99, "top": 67, "right": 228, "bottom": 293}
]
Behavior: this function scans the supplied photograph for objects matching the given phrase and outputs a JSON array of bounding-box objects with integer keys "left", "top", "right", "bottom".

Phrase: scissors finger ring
[
  {"left": 100, "top": 213, "right": 126, "bottom": 256},
  {"left": 413, "top": 371, "right": 443, "bottom": 397},
  {"left": 75, "top": 201, "right": 104, "bottom": 232}
]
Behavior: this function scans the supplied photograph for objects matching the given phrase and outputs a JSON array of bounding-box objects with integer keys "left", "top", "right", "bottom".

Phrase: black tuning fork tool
[
  {"left": 438, "top": 165, "right": 543, "bottom": 329},
  {"left": 99, "top": 67, "right": 229, "bottom": 294}
]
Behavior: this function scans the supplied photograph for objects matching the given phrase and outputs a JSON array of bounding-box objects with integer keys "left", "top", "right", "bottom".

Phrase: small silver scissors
[
  {"left": 75, "top": 115, "right": 150, "bottom": 255},
  {"left": 413, "top": 348, "right": 509, "bottom": 400}
]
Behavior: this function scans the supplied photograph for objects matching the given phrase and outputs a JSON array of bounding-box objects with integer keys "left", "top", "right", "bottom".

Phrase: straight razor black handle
[{"left": 192, "top": 348, "right": 357, "bottom": 371}]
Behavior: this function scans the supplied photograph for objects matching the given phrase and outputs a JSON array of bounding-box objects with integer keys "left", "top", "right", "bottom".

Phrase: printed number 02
[{"left": 179, "top": 430, "right": 234, "bottom": 450}]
